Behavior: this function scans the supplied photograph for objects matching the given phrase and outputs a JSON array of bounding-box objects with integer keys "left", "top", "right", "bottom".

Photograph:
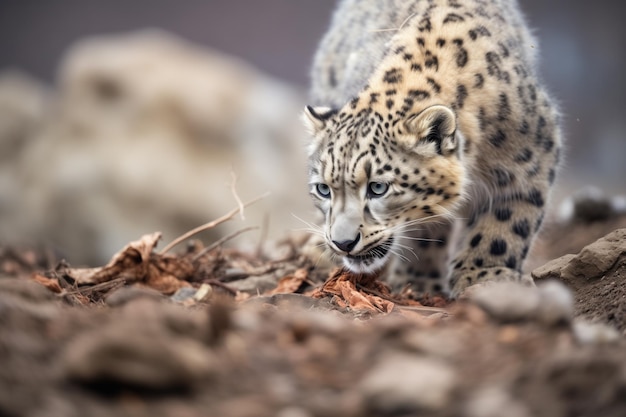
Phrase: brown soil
[
  {"left": 533, "top": 226, "right": 626, "bottom": 332},
  {"left": 1, "top": 216, "right": 626, "bottom": 417}
]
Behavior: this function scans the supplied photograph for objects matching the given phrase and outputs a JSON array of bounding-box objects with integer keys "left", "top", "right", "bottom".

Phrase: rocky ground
[{"left": 1, "top": 195, "right": 626, "bottom": 417}]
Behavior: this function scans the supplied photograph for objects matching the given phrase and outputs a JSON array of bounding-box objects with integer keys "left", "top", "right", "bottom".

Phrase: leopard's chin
[{"left": 341, "top": 237, "right": 394, "bottom": 274}]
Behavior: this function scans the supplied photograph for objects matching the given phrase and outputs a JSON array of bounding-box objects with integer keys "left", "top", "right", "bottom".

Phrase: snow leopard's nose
[{"left": 333, "top": 233, "right": 360, "bottom": 253}]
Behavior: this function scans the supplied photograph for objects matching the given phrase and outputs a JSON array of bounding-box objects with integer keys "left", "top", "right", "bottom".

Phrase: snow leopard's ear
[
  {"left": 302, "top": 105, "right": 337, "bottom": 135},
  {"left": 403, "top": 105, "right": 459, "bottom": 156}
]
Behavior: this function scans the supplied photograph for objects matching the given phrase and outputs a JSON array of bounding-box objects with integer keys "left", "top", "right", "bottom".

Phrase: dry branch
[{"left": 160, "top": 193, "right": 269, "bottom": 254}]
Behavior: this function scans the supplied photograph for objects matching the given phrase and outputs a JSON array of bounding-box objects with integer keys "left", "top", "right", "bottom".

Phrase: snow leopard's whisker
[
  {"left": 390, "top": 241, "right": 418, "bottom": 263},
  {"left": 291, "top": 214, "right": 325, "bottom": 237}
]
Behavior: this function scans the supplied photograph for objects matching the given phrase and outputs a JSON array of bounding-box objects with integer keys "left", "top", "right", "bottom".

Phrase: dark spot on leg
[
  {"left": 490, "top": 239, "right": 507, "bottom": 256},
  {"left": 512, "top": 219, "right": 530, "bottom": 239},
  {"left": 505, "top": 255, "right": 517, "bottom": 269},
  {"left": 527, "top": 188, "right": 545, "bottom": 207},
  {"left": 514, "top": 148, "right": 533, "bottom": 163},
  {"left": 494, "top": 207, "right": 512, "bottom": 221},
  {"left": 521, "top": 245, "right": 530, "bottom": 259},
  {"left": 470, "top": 233, "right": 483, "bottom": 247},
  {"left": 492, "top": 168, "right": 515, "bottom": 186},
  {"left": 473, "top": 258, "right": 484, "bottom": 267}
]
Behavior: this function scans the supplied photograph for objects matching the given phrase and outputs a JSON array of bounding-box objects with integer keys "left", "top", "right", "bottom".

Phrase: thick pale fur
[{"left": 305, "top": 0, "right": 562, "bottom": 296}]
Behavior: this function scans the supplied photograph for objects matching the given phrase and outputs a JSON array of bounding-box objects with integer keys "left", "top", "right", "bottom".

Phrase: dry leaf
[
  {"left": 313, "top": 268, "right": 395, "bottom": 314},
  {"left": 144, "top": 269, "right": 191, "bottom": 295},
  {"left": 267, "top": 269, "right": 308, "bottom": 295},
  {"left": 64, "top": 232, "right": 162, "bottom": 285},
  {"left": 31, "top": 273, "right": 62, "bottom": 293}
]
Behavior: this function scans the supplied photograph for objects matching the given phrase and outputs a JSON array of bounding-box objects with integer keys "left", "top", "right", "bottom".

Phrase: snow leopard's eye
[
  {"left": 316, "top": 183, "right": 331, "bottom": 198},
  {"left": 367, "top": 182, "right": 389, "bottom": 198}
]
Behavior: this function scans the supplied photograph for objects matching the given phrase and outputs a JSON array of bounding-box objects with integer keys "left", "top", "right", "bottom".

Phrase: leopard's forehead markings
[{"left": 320, "top": 107, "right": 385, "bottom": 188}]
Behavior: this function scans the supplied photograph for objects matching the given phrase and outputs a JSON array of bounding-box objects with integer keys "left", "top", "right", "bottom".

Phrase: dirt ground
[{"left": 1, "top": 204, "right": 626, "bottom": 416}]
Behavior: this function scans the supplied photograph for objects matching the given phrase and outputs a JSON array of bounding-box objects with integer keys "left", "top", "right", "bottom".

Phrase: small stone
[
  {"left": 359, "top": 353, "right": 456, "bottom": 412},
  {"left": 573, "top": 321, "right": 621, "bottom": 345},
  {"left": 465, "top": 387, "right": 531, "bottom": 417},
  {"left": 470, "top": 282, "right": 541, "bottom": 322},
  {"left": 561, "top": 228, "right": 626, "bottom": 282},
  {"left": 63, "top": 323, "right": 217, "bottom": 390},
  {"left": 531, "top": 254, "right": 576, "bottom": 281},
  {"left": 170, "top": 286, "right": 198, "bottom": 303},
  {"left": 193, "top": 283, "right": 213, "bottom": 302},
  {"left": 536, "top": 281, "right": 574, "bottom": 325}
]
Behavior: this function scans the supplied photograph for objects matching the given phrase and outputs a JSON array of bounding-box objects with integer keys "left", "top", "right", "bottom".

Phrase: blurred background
[{"left": 0, "top": 0, "right": 624, "bottom": 265}]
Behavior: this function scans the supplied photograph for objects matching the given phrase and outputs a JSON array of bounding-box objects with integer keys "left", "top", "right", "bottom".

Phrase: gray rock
[
  {"left": 169, "top": 286, "right": 198, "bottom": 303},
  {"left": 63, "top": 322, "right": 217, "bottom": 390},
  {"left": 536, "top": 281, "right": 574, "bottom": 325},
  {"left": 470, "top": 282, "right": 542, "bottom": 322},
  {"left": 531, "top": 254, "right": 576, "bottom": 281},
  {"left": 470, "top": 281, "right": 574, "bottom": 325},
  {"left": 465, "top": 387, "right": 531, "bottom": 417},
  {"left": 359, "top": 353, "right": 456, "bottom": 412},
  {"left": 573, "top": 320, "right": 621, "bottom": 345}
]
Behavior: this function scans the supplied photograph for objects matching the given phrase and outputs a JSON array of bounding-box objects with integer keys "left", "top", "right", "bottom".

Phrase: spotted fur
[{"left": 304, "top": 0, "right": 562, "bottom": 297}]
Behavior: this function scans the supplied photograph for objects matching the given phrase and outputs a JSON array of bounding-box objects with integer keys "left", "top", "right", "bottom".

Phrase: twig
[
  {"left": 62, "top": 277, "right": 126, "bottom": 296},
  {"left": 229, "top": 169, "right": 245, "bottom": 220},
  {"left": 192, "top": 226, "right": 258, "bottom": 261},
  {"left": 204, "top": 279, "right": 238, "bottom": 296},
  {"left": 160, "top": 192, "right": 269, "bottom": 254}
]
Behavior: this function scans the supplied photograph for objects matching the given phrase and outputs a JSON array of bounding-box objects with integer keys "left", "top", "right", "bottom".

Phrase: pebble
[
  {"left": 470, "top": 282, "right": 541, "bottom": 322},
  {"left": 465, "top": 386, "right": 531, "bottom": 417},
  {"left": 536, "top": 280, "right": 574, "bottom": 325},
  {"left": 470, "top": 281, "right": 574, "bottom": 325},
  {"left": 573, "top": 320, "right": 621, "bottom": 345},
  {"left": 63, "top": 322, "right": 217, "bottom": 390},
  {"left": 359, "top": 353, "right": 456, "bottom": 412}
]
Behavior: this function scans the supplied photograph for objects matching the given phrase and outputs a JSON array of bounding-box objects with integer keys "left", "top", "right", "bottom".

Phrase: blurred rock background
[{"left": 0, "top": 0, "right": 624, "bottom": 265}]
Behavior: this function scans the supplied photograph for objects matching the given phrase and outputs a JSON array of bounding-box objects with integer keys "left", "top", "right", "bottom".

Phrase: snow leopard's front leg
[{"left": 448, "top": 187, "right": 548, "bottom": 298}]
